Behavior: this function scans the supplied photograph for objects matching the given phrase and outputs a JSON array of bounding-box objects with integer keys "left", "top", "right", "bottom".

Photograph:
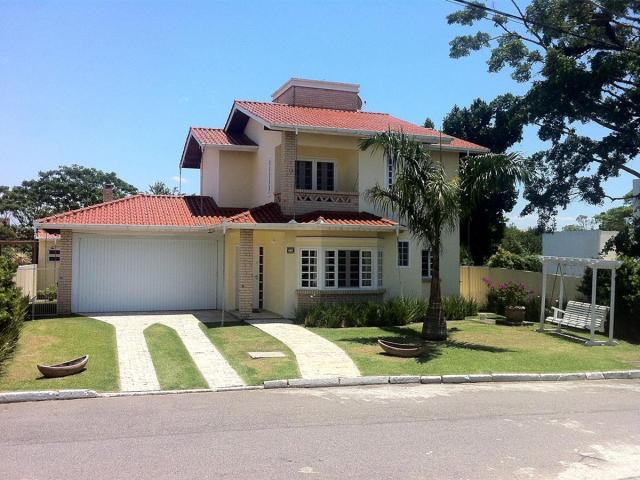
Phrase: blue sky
[{"left": 1, "top": 0, "right": 637, "bottom": 229}]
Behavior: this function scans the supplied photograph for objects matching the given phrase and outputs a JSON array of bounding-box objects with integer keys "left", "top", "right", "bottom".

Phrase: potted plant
[{"left": 484, "top": 278, "right": 533, "bottom": 324}]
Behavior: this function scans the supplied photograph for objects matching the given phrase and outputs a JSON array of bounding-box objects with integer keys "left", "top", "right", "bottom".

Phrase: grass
[
  {"left": 200, "top": 322, "right": 299, "bottom": 385},
  {"left": 312, "top": 319, "right": 640, "bottom": 376},
  {"left": 144, "top": 323, "right": 208, "bottom": 390},
  {"left": 0, "top": 317, "right": 119, "bottom": 392}
]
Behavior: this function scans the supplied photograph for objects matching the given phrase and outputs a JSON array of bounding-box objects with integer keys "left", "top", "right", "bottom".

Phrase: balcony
[{"left": 294, "top": 189, "right": 359, "bottom": 214}]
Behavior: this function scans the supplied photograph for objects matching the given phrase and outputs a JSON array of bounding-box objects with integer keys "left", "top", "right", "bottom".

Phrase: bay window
[{"left": 299, "top": 248, "right": 380, "bottom": 289}]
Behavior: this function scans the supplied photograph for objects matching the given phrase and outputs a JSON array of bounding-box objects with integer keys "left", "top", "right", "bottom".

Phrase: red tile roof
[
  {"left": 190, "top": 128, "right": 257, "bottom": 147},
  {"left": 37, "top": 195, "right": 245, "bottom": 228},
  {"left": 232, "top": 100, "right": 488, "bottom": 151},
  {"left": 36, "top": 196, "right": 397, "bottom": 229},
  {"left": 235, "top": 100, "right": 444, "bottom": 140}
]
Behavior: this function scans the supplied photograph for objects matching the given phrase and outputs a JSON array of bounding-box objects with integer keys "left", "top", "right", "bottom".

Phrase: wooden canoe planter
[
  {"left": 377, "top": 339, "right": 427, "bottom": 358},
  {"left": 37, "top": 355, "right": 89, "bottom": 378}
]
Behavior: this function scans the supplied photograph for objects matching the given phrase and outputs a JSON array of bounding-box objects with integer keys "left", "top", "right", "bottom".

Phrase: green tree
[
  {"left": 423, "top": 117, "right": 435, "bottom": 129},
  {"left": 447, "top": 0, "right": 640, "bottom": 226},
  {"left": 0, "top": 165, "right": 137, "bottom": 228},
  {"left": 361, "top": 131, "right": 523, "bottom": 340},
  {"left": 594, "top": 205, "right": 634, "bottom": 231},
  {"left": 362, "top": 132, "right": 459, "bottom": 340},
  {"left": 442, "top": 95, "right": 526, "bottom": 264},
  {"left": 0, "top": 256, "right": 28, "bottom": 375},
  {"left": 148, "top": 181, "right": 178, "bottom": 195},
  {"left": 500, "top": 226, "right": 542, "bottom": 255}
]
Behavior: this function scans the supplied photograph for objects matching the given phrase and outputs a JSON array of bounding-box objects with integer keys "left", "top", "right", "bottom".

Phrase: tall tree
[
  {"left": 0, "top": 165, "right": 137, "bottom": 227},
  {"left": 362, "top": 132, "right": 460, "bottom": 340},
  {"left": 594, "top": 204, "right": 634, "bottom": 231},
  {"left": 447, "top": 0, "right": 640, "bottom": 226},
  {"left": 442, "top": 95, "right": 526, "bottom": 263}
]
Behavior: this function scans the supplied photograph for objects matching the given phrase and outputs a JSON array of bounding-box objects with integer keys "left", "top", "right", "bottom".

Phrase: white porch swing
[{"left": 538, "top": 256, "right": 623, "bottom": 346}]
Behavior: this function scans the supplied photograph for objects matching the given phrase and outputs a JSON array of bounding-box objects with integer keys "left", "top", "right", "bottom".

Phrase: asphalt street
[{"left": 1, "top": 380, "right": 639, "bottom": 479}]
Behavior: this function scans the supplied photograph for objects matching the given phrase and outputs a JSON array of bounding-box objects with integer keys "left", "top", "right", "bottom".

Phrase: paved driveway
[{"left": 91, "top": 311, "right": 245, "bottom": 391}]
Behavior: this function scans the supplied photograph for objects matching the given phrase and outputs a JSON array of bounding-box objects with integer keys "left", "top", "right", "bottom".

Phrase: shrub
[
  {"left": 37, "top": 285, "right": 57, "bottom": 301},
  {"left": 298, "top": 297, "right": 428, "bottom": 328},
  {"left": 0, "top": 256, "right": 28, "bottom": 376},
  {"left": 442, "top": 295, "right": 479, "bottom": 320},
  {"left": 487, "top": 247, "right": 542, "bottom": 272},
  {"left": 484, "top": 278, "right": 533, "bottom": 315}
]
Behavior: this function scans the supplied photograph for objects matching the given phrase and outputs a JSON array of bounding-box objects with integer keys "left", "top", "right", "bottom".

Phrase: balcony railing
[{"left": 294, "top": 189, "right": 359, "bottom": 214}]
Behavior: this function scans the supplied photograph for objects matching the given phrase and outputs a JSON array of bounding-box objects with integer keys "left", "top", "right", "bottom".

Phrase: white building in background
[{"left": 542, "top": 230, "right": 618, "bottom": 277}]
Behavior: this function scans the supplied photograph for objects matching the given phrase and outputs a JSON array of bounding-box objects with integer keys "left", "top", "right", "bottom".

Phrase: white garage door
[{"left": 72, "top": 235, "right": 219, "bottom": 312}]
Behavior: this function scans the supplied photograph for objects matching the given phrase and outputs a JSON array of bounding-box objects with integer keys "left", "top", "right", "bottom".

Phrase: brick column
[
  {"left": 279, "top": 131, "right": 296, "bottom": 216},
  {"left": 57, "top": 229, "right": 73, "bottom": 315},
  {"left": 238, "top": 229, "right": 254, "bottom": 319}
]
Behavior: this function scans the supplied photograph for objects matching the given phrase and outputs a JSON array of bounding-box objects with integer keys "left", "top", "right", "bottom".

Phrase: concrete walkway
[
  {"left": 92, "top": 312, "right": 245, "bottom": 391},
  {"left": 246, "top": 319, "right": 360, "bottom": 379}
]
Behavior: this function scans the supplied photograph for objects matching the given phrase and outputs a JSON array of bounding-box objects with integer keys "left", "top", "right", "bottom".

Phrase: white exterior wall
[
  {"left": 244, "top": 118, "right": 281, "bottom": 206},
  {"left": 543, "top": 230, "right": 618, "bottom": 276},
  {"left": 200, "top": 148, "right": 220, "bottom": 200}
]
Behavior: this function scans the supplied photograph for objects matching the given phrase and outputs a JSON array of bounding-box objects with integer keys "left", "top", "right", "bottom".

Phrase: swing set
[{"left": 538, "top": 256, "right": 622, "bottom": 346}]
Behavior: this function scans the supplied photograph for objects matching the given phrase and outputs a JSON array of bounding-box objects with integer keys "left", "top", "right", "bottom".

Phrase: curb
[
  {"left": 262, "top": 369, "right": 640, "bottom": 389},
  {"left": 2, "top": 370, "right": 639, "bottom": 404},
  {"left": 0, "top": 389, "right": 98, "bottom": 404}
]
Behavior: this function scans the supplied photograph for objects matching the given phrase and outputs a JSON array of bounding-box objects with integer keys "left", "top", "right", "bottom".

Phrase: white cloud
[{"left": 172, "top": 175, "right": 187, "bottom": 184}]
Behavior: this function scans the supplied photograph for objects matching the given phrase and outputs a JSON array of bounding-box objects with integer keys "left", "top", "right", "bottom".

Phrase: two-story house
[{"left": 36, "top": 78, "right": 488, "bottom": 317}]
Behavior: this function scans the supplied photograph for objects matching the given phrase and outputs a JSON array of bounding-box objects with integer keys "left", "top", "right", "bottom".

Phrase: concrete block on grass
[
  {"left": 57, "top": 390, "right": 98, "bottom": 400},
  {"left": 420, "top": 376, "right": 442, "bottom": 384},
  {"left": 468, "top": 374, "right": 493, "bottom": 383},
  {"left": 539, "top": 373, "right": 561, "bottom": 381},
  {"left": 442, "top": 375, "right": 470, "bottom": 384},
  {"left": 389, "top": 376, "right": 420, "bottom": 384},
  {"left": 339, "top": 376, "right": 389, "bottom": 386},
  {"left": 264, "top": 379, "right": 288, "bottom": 389},
  {"left": 585, "top": 372, "right": 605, "bottom": 380},
  {"left": 492, "top": 373, "right": 540, "bottom": 382},
  {"left": 288, "top": 377, "right": 340, "bottom": 388}
]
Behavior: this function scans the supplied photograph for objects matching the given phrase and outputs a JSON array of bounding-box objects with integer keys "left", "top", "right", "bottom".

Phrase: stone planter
[{"left": 505, "top": 306, "right": 526, "bottom": 324}]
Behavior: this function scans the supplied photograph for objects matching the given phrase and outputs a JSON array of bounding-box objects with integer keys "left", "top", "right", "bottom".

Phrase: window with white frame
[
  {"left": 377, "top": 250, "right": 383, "bottom": 287},
  {"left": 300, "top": 249, "right": 318, "bottom": 288},
  {"left": 386, "top": 154, "right": 395, "bottom": 188},
  {"left": 295, "top": 159, "right": 335, "bottom": 191},
  {"left": 397, "top": 240, "right": 409, "bottom": 267},
  {"left": 48, "top": 248, "right": 60, "bottom": 262},
  {"left": 421, "top": 249, "right": 433, "bottom": 278},
  {"left": 324, "top": 250, "right": 336, "bottom": 287}
]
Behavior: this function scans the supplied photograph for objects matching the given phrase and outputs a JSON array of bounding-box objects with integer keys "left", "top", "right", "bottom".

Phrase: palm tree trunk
[{"left": 422, "top": 247, "right": 447, "bottom": 341}]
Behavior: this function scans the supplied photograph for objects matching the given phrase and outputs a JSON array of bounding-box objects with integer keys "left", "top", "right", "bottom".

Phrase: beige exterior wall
[
  {"left": 217, "top": 150, "right": 256, "bottom": 208},
  {"left": 200, "top": 148, "right": 220, "bottom": 200},
  {"left": 244, "top": 118, "right": 280, "bottom": 206}
]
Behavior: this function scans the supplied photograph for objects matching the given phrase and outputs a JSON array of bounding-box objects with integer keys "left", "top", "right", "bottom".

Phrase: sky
[{"left": 1, "top": 0, "right": 637, "bottom": 229}]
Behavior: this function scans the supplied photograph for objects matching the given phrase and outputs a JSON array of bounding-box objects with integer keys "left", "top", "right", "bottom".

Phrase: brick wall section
[
  {"left": 238, "top": 229, "right": 254, "bottom": 319},
  {"left": 278, "top": 131, "right": 297, "bottom": 216},
  {"left": 57, "top": 229, "right": 73, "bottom": 314},
  {"left": 274, "top": 86, "right": 362, "bottom": 111},
  {"left": 296, "top": 289, "right": 385, "bottom": 310}
]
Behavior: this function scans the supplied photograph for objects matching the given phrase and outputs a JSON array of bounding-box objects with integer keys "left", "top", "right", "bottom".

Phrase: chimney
[
  {"left": 102, "top": 184, "right": 114, "bottom": 203},
  {"left": 272, "top": 78, "right": 362, "bottom": 111}
]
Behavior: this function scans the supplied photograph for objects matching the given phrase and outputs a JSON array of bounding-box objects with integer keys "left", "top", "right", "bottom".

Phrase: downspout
[
  {"left": 221, "top": 225, "right": 226, "bottom": 327},
  {"left": 396, "top": 224, "right": 403, "bottom": 298}
]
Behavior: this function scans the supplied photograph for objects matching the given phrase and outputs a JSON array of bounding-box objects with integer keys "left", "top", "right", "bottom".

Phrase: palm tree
[
  {"left": 361, "top": 131, "right": 459, "bottom": 340},
  {"left": 361, "top": 131, "right": 527, "bottom": 341}
]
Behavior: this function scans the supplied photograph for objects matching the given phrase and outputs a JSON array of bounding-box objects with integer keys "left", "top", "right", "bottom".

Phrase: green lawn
[
  {"left": 200, "top": 322, "right": 299, "bottom": 385},
  {"left": 0, "top": 317, "right": 119, "bottom": 392},
  {"left": 144, "top": 324, "right": 208, "bottom": 390},
  {"left": 312, "top": 320, "right": 640, "bottom": 376}
]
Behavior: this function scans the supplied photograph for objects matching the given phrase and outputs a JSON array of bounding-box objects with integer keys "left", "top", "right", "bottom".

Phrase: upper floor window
[
  {"left": 386, "top": 154, "right": 395, "bottom": 189},
  {"left": 295, "top": 159, "right": 335, "bottom": 191},
  {"left": 48, "top": 248, "right": 60, "bottom": 262},
  {"left": 421, "top": 249, "right": 433, "bottom": 278},
  {"left": 397, "top": 240, "right": 409, "bottom": 267}
]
